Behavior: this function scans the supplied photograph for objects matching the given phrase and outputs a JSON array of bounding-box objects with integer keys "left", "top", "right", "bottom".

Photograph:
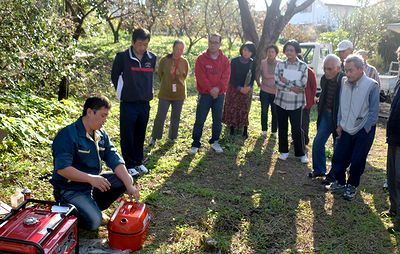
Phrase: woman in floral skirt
[{"left": 222, "top": 41, "right": 256, "bottom": 138}]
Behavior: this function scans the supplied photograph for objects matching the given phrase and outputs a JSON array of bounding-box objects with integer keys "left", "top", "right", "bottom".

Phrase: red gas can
[
  {"left": 107, "top": 199, "right": 150, "bottom": 251},
  {"left": 0, "top": 199, "right": 78, "bottom": 254}
]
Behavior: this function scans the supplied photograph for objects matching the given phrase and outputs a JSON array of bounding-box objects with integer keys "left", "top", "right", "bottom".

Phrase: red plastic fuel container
[{"left": 107, "top": 198, "right": 151, "bottom": 251}]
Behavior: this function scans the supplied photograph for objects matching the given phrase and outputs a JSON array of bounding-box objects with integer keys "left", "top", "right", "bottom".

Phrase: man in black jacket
[
  {"left": 385, "top": 47, "right": 400, "bottom": 233},
  {"left": 111, "top": 28, "right": 156, "bottom": 177},
  {"left": 309, "top": 54, "right": 344, "bottom": 178}
]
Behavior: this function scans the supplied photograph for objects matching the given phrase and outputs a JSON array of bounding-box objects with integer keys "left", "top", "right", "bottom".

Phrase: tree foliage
[
  {"left": 318, "top": 29, "right": 350, "bottom": 49},
  {"left": 97, "top": 0, "right": 139, "bottom": 43},
  {"left": 333, "top": 0, "right": 400, "bottom": 70},
  {"left": 338, "top": 2, "right": 386, "bottom": 52},
  {"left": 205, "top": 0, "right": 242, "bottom": 56},
  {"left": 281, "top": 24, "right": 318, "bottom": 43},
  {"left": 0, "top": 0, "right": 76, "bottom": 96},
  {"left": 64, "top": 0, "right": 108, "bottom": 40},
  {"left": 171, "top": 0, "right": 208, "bottom": 54}
]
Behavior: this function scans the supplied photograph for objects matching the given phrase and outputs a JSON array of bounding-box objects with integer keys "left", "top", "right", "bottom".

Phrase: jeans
[
  {"left": 260, "top": 90, "right": 278, "bottom": 132},
  {"left": 192, "top": 93, "right": 224, "bottom": 148},
  {"left": 276, "top": 105, "right": 305, "bottom": 157},
  {"left": 151, "top": 99, "right": 184, "bottom": 140},
  {"left": 328, "top": 126, "right": 376, "bottom": 187},
  {"left": 120, "top": 101, "right": 150, "bottom": 168},
  {"left": 312, "top": 111, "right": 335, "bottom": 174},
  {"left": 53, "top": 173, "right": 126, "bottom": 230},
  {"left": 387, "top": 145, "right": 400, "bottom": 217}
]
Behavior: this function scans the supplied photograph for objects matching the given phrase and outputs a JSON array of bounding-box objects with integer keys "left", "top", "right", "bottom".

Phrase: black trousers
[
  {"left": 276, "top": 105, "right": 305, "bottom": 157},
  {"left": 120, "top": 101, "right": 150, "bottom": 168}
]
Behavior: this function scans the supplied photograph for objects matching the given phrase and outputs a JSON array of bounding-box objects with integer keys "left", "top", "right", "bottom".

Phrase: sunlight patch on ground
[
  {"left": 295, "top": 199, "right": 315, "bottom": 253},
  {"left": 324, "top": 192, "right": 334, "bottom": 216},
  {"left": 236, "top": 139, "right": 257, "bottom": 167},
  {"left": 267, "top": 155, "right": 278, "bottom": 180},
  {"left": 157, "top": 226, "right": 202, "bottom": 253},
  {"left": 251, "top": 192, "right": 262, "bottom": 208},
  {"left": 230, "top": 219, "right": 254, "bottom": 254},
  {"left": 360, "top": 190, "right": 376, "bottom": 211}
]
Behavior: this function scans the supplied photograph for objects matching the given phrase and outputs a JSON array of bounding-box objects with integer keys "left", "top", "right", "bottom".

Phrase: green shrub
[
  {"left": 0, "top": 90, "right": 80, "bottom": 153},
  {"left": 0, "top": 0, "right": 76, "bottom": 97}
]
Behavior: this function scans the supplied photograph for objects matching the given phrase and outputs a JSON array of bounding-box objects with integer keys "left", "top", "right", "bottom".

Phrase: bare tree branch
[{"left": 293, "top": 0, "right": 314, "bottom": 13}]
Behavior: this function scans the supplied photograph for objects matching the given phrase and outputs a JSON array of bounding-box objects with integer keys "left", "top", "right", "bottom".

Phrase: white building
[{"left": 289, "top": 0, "right": 362, "bottom": 28}]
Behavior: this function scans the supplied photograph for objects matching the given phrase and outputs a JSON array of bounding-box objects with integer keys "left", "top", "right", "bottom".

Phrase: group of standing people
[
  {"left": 307, "top": 39, "right": 381, "bottom": 202},
  {"left": 49, "top": 28, "right": 400, "bottom": 234}
]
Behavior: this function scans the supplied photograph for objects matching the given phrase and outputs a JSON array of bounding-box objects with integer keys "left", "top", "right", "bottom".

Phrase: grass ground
[{"left": 1, "top": 33, "right": 399, "bottom": 253}]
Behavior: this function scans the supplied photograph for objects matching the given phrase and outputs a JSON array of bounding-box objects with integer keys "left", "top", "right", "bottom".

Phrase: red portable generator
[
  {"left": 107, "top": 199, "right": 150, "bottom": 251},
  {"left": 0, "top": 199, "right": 78, "bottom": 254}
]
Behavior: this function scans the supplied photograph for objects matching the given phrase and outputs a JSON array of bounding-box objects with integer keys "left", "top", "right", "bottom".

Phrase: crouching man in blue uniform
[{"left": 50, "top": 95, "right": 140, "bottom": 230}]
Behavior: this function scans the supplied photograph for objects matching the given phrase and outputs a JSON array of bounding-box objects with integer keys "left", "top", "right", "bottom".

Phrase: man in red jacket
[
  {"left": 190, "top": 33, "right": 231, "bottom": 154},
  {"left": 303, "top": 67, "right": 317, "bottom": 145}
]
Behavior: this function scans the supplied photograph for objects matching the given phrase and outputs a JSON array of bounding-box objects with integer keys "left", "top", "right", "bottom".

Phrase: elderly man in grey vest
[{"left": 324, "top": 54, "right": 380, "bottom": 201}]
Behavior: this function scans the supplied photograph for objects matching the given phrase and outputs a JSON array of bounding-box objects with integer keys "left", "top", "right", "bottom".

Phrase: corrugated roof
[
  {"left": 321, "top": 0, "right": 361, "bottom": 7},
  {"left": 321, "top": 0, "right": 378, "bottom": 7}
]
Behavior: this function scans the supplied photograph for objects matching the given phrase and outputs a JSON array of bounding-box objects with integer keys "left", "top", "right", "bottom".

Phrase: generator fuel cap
[{"left": 24, "top": 216, "right": 39, "bottom": 225}]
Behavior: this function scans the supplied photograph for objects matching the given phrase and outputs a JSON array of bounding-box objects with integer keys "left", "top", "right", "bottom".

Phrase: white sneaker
[
  {"left": 127, "top": 167, "right": 140, "bottom": 176},
  {"left": 189, "top": 147, "right": 199, "bottom": 154},
  {"left": 149, "top": 137, "right": 156, "bottom": 146},
  {"left": 211, "top": 141, "right": 223, "bottom": 153},
  {"left": 262, "top": 131, "right": 267, "bottom": 136},
  {"left": 299, "top": 155, "right": 309, "bottom": 164},
  {"left": 278, "top": 153, "right": 289, "bottom": 160},
  {"left": 135, "top": 164, "right": 148, "bottom": 174},
  {"left": 271, "top": 132, "right": 277, "bottom": 138}
]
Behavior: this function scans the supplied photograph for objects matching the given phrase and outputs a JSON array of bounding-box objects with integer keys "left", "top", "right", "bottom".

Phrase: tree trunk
[
  {"left": 186, "top": 37, "right": 194, "bottom": 55},
  {"left": 73, "top": 20, "right": 84, "bottom": 40},
  {"left": 115, "top": 19, "right": 122, "bottom": 43},
  {"left": 58, "top": 76, "right": 70, "bottom": 101},
  {"left": 237, "top": 0, "right": 315, "bottom": 81},
  {"left": 107, "top": 18, "right": 120, "bottom": 43},
  {"left": 113, "top": 30, "right": 119, "bottom": 43},
  {"left": 237, "top": 0, "right": 259, "bottom": 45}
]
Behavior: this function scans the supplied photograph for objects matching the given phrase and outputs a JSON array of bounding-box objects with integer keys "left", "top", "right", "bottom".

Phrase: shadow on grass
[
  {"left": 141, "top": 147, "right": 218, "bottom": 253},
  {"left": 307, "top": 161, "right": 396, "bottom": 253},
  {"left": 136, "top": 110, "right": 397, "bottom": 253}
]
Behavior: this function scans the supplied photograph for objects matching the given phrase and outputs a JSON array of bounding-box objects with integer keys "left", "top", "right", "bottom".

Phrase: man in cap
[
  {"left": 356, "top": 49, "right": 381, "bottom": 86},
  {"left": 335, "top": 40, "right": 353, "bottom": 72}
]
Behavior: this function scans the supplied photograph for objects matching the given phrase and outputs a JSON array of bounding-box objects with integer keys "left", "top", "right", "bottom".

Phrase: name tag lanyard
[{"left": 171, "top": 58, "right": 180, "bottom": 92}]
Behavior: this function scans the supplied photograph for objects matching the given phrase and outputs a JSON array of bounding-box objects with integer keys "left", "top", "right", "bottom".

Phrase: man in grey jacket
[{"left": 325, "top": 54, "right": 380, "bottom": 201}]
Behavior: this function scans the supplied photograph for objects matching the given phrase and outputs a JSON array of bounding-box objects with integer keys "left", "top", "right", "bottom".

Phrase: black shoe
[
  {"left": 308, "top": 171, "right": 326, "bottom": 178},
  {"left": 321, "top": 178, "right": 333, "bottom": 185}
]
